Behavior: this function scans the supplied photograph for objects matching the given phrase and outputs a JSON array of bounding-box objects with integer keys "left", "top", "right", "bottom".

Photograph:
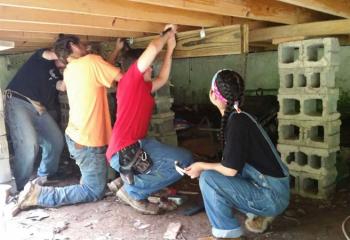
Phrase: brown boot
[
  {"left": 116, "top": 187, "right": 160, "bottom": 215},
  {"left": 17, "top": 181, "right": 41, "bottom": 209},
  {"left": 197, "top": 236, "right": 241, "bottom": 240},
  {"left": 245, "top": 216, "right": 274, "bottom": 233}
]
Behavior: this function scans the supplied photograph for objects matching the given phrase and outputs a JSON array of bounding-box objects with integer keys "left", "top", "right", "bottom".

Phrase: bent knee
[
  {"left": 199, "top": 170, "right": 218, "bottom": 190},
  {"left": 177, "top": 149, "right": 193, "bottom": 167}
]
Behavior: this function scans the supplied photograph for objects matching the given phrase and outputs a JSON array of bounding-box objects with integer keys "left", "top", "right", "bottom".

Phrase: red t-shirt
[{"left": 106, "top": 62, "right": 154, "bottom": 161}]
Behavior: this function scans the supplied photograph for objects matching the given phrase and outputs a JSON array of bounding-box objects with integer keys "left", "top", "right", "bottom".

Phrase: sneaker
[
  {"left": 197, "top": 236, "right": 242, "bottom": 240},
  {"left": 31, "top": 176, "right": 48, "bottom": 186},
  {"left": 17, "top": 181, "right": 41, "bottom": 210},
  {"left": 158, "top": 198, "right": 178, "bottom": 212},
  {"left": 116, "top": 187, "right": 160, "bottom": 215},
  {"left": 245, "top": 216, "right": 274, "bottom": 233},
  {"left": 107, "top": 177, "right": 123, "bottom": 193}
]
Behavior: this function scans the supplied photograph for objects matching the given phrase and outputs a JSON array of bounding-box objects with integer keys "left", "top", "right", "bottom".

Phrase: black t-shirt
[
  {"left": 222, "top": 112, "right": 284, "bottom": 178},
  {"left": 7, "top": 49, "right": 62, "bottom": 111}
]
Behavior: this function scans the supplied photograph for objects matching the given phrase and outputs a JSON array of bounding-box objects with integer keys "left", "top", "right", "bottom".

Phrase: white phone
[{"left": 174, "top": 160, "right": 186, "bottom": 176}]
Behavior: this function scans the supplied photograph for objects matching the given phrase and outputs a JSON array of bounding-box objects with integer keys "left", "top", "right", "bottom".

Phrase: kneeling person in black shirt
[{"left": 184, "top": 70, "right": 290, "bottom": 240}]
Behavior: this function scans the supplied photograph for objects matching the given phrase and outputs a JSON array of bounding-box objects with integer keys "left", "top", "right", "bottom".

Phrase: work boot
[
  {"left": 17, "top": 181, "right": 41, "bottom": 209},
  {"left": 107, "top": 177, "right": 123, "bottom": 193},
  {"left": 197, "top": 236, "right": 242, "bottom": 240},
  {"left": 245, "top": 216, "right": 274, "bottom": 233},
  {"left": 116, "top": 187, "right": 160, "bottom": 215},
  {"left": 31, "top": 175, "right": 48, "bottom": 186}
]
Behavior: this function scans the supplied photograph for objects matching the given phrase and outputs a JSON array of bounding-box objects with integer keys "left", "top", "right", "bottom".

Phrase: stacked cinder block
[
  {"left": 277, "top": 38, "right": 340, "bottom": 199},
  {"left": 58, "top": 92, "right": 69, "bottom": 131},
  {"left": 148, "top": 83, "right": 177, "bottom": 146},
  {"left": 0, "top": 91, "right": 16, "bottom": 192}
]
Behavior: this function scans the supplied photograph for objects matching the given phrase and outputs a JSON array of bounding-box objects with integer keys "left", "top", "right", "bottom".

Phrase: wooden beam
[
  {"left": 277, "top": 0, "right": 350, "bottom": 18},
  {"left": 0, "top": 6, "right": 166, "bottom": 34},
  {"left": 0, "top": 21, "right": 147, "bottom": 38},
  {"left": 130, "top": 0, "right": 332, "bottom": 24},
  {"left": 0, "top": 0, "right": 234, "bottom": 27},
  {"left": 132, "top": 25, "right": 247, "bottom": 58},
  {"left": 250, "top": 19, "right": 350, "bottom": 42}
]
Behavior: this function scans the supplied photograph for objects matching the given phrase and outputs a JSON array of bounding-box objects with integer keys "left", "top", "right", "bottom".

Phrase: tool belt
[{"left": 119, "top": 142, "right": 153, "bottom": 185}]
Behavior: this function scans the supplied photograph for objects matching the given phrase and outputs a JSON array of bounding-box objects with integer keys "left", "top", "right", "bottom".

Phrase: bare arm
[
  {"left": 108, "top": 38, "right": 124, "bottom": 65},
  {"left": 137, "top": 24, "right": 177, "bottom": 73},
  {"left": 151, "top": 33, "right": 176, "bottom": 93},
  {"left": 56, "top": 80, "right": 66, "bottom": 92},
  {"left": 184, "top": 162, "right": 237, "bottom": 179}
]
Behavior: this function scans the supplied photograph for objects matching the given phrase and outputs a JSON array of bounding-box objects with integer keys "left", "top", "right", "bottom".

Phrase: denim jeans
[
  {"left": 37, "top": 135, "right": 107, "bottom": 207},
  {"left": 110, "top": 138, "right": 193, "bottom": 200},
  {"left": 199, "top": 112, "right": 290, "bottom": 239},
  {"left": 5, "top": 97, "right": 64, "bottom": 190}
]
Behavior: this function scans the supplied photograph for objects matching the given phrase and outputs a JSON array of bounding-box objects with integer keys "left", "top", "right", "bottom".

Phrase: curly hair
[
  {"left": 214, "top": 70, "right": 245, "bottom": 147},
  {"left": 53, "top": 34, "right": 80, "bottom": 64}
]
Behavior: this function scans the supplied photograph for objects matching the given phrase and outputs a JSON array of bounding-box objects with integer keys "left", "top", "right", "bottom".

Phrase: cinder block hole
[
  {"left": 310, "top": 125, "right": 324, "bottom": 142},
  {"left": 284, "top": 74, "right": 293, "bottom": 88},
  {"left": 309, "top": 155, "right": 322, "bottom": 169},
  {"left": 296, "top": 74, "right": 307, "bottom": 87},
  {"left": 286, "top": 152, "right": 295, "bottom": 164},
  {"left": 283, "top": 99, "right": 300, "bottom": 115},
  {"left": 281, "top": 46, "right": 300, "bottom": 63},
  {"left": 290, "top": 175, "right": 296, "bottom": 190},
  {"left": 304, "top": 99, "right": 323, "bottom": 116},
  {"left": 306, "top": 44, "right": 325, "bottom": 62},
  {"left": 296, "top": 152, "right": 307, "bottom": 166},
  {"left": 281, "top": 125, "right": 300, "bottom": 140},
  {"left": 310, "top": 72, "right": 321, "bottom": 88},
  {"left": 303, "top": 178, "right": 318, "bottom": 194}
]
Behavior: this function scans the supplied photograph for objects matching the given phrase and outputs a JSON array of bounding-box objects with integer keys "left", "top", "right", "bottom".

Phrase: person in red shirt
[{"left": 107, "top": 24, "right": 193, "bottom": 215}]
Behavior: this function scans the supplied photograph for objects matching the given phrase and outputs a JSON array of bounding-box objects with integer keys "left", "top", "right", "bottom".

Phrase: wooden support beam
[
  {"left": 0, "top": 0, "right": 234, "bottom": 27},
  {"left": 277, "top": 0, "right": 350, "bottom": 18},
  {"left": 130, "top": 0, "right": 332, "bottom": 24},
  {"left": 132, "top": 25, "right": 248, "bottom": 58},
  {"left": 0, "top": 6, "right": 167, "bottom": 34},
  {"left": 0, "top": 21, "right": 147, "bottom": 38},
  {"left": 250, "top": 19, "right": 350, "bottom": 42}
]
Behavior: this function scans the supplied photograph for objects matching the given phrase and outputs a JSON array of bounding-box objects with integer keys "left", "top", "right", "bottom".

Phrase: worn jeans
[
  {"left": 110, "top": 138, "right": 193, "bottom": 200},
  {"left": 199, "top": 111, "right": 290, "bottom": 239},
  {"left": 5, "top": 97, "right": 64, "bottom": 190},
  {"left": 37, "top": 135, "right": 107, "bottom": 207}
]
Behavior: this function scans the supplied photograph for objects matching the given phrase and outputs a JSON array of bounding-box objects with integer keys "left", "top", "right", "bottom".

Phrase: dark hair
[
  {"left": 54, "top": 34, "right": 80, "bottom": 64},
  {"left": 119, "top": 48, "right": 144, "bottom": 73},
  {"left": 214, "top": 70, "right": 245, "bottom": 147}
]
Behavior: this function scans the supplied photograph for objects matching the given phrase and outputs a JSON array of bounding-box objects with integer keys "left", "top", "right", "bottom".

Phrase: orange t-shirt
[{"left": 64, "top": 54, "right": 119, "bottom": 147}]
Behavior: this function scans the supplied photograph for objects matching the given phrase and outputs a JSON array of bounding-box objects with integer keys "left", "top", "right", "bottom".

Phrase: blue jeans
[
  {"left": 5, "top": 97, "right": 64, "bottom": 190},
  {"left": 110, "top": 138, "right": 193, "bottom": 200},
  {"left": 37, "top": 135, "right": 107, "bottom": 207}
]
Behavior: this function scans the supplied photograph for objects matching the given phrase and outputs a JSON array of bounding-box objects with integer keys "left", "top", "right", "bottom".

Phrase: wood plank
[
  {"left": 277, "top": 0, "right": 350, "bottom": 18},
  {"left": 0, "top": 6, "right": 166, "bottom": 34},
  {"left": 132, "top": 25, "right": 246, "bottom": 58},
  {"left": 0, "top": 21, "right": 147, "bottom": 38},
  {"left": 272, "top": 36, "right": 305, "bottom": 45},
  {"left": 0, "top": 0, "right": 234, "bottom": 27},
  {"left": 130, "top": 0, "right": 332, "bottom": 24},
  {"left": 250, "top": 19, "right": 350, "bottom": 42}
]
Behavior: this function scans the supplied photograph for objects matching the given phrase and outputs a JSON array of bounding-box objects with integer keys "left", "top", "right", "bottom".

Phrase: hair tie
[
  {"left": 234, "top": 101, "right": 241, "bottom": 113},
  {"left": 211, "top": 69, "right": 230, "bottom": 104}
]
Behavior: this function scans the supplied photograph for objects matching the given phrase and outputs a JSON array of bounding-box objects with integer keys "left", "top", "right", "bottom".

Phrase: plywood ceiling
[{"left": 0, "top": 0, "right": 349, "bottom": 54}]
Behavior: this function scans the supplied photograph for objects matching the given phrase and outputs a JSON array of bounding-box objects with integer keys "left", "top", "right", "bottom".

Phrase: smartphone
[{"left": 174, "top": 160, "right": 186, "bottom": 176}]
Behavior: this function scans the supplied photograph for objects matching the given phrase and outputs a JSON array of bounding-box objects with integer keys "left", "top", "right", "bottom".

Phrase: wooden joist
[
  {"left": 277, "top": 0, "right": 350, "bottom": 18},
  {"left": 132, "top": 25, "right": 248, "bottom": 58},
  {"left": 130, "top": 0, "right": 332, "bottom": 24},
  {"left": 250, "top": 19, "right": 350, "bottom": 43}
]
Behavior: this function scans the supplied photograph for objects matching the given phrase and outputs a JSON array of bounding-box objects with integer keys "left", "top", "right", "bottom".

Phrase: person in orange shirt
[{"left": 15, "top": 35, "right": 123, "bottom": 210}]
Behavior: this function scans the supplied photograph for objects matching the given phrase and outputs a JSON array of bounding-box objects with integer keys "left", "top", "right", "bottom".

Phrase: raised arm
[
  {"left": 137, "top": 24, "right": 177, "bottom": 73},
  {"left": 108, "top": 38, "right": 124, "bottom": 65},
  {"left": 151, "top": 32, "right": 176, "bottom": 93}
]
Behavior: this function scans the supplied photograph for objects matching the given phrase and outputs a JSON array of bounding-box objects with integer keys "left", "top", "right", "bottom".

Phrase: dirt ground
[{"left": 3, "top": 136, "right": 350, "bottom": 240}]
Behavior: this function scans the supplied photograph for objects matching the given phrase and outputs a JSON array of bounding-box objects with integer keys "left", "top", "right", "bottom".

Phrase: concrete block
[
  {"left": 279, "top": 66, "right": 338, "bottom": 89},
  {"left": 154, "top": 97, "right": 174, "bottom": 114},
  {"left": 148, "top": 131, "right": 178, "bottom": 146},
  {"left": 0, "top": 111, "right": 6, "bottom": 136},
  {"left": 0, "top": 135, "right": 9, "bottom": 160},
  {"left": 154, "top": 83, "right": 171, "bottom": 98},
  {"left": 149, "top": 111, "right": 175, "bottom": 135},
  {"left": 278, "top": 41, "right": 303, "bottom": 69},
  {"left": 303, "top": 38, "right": 340, "bottom": 68},
  {"left": 60, "top": 109, "right": 69, "bottom": 130},
  {"left": 278, "top": 119, "right": 341, "bottom": 149},
  {"left": 58, "top": 92, "right": 69, "bottom": 110},
  {"left": 278, "top": 144, "right": 338, "bottom": 175},
  {"left": 277, "top": 88, "right": 340, "bottom": 121},
  {"left": 0, "top": 157, "right": 11, "bottom": 183},
  {"left": 289, "top": 170, "right": 336, "bottom": 199}
]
